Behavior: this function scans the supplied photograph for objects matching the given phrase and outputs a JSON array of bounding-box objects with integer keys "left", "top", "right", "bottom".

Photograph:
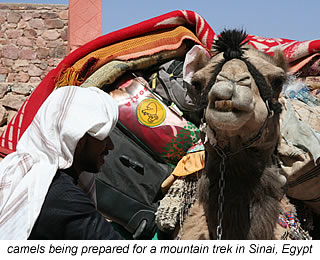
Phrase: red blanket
[{"left": 1, "top": 10, "right": 319, "bottom": 157}]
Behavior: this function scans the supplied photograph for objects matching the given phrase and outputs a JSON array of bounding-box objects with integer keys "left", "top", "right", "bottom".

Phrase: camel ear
[
  {"left": 272, "top": 49, "right": 288, "bottom": 72},
  {"left": 192, "top": 49, "right": 211, "bottom": 72},
  {"left": 186, "top": 47, "right": 211, "bottom": 93}
]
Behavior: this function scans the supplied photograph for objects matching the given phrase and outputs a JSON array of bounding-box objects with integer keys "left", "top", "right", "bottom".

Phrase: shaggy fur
[
  {"left": 180, "top": 29, "right": 290, "bottom": 240},
  {"left": 198, "top": 151, "right": 284, "bottom": 240}
]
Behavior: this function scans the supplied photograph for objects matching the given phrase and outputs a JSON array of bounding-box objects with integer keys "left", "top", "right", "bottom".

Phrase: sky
[{"left": 1, "top": 0, "right": 319, "bottom": 41}]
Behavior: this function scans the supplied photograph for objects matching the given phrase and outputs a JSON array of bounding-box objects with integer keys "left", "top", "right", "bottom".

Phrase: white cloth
[{"left": 0, "top": 86, "right": 118, "bottom": 239}]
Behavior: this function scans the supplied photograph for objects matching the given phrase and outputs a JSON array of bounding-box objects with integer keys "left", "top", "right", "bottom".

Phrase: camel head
[{"left": 191, "top": 29, "right": 287, "bottom": 151}]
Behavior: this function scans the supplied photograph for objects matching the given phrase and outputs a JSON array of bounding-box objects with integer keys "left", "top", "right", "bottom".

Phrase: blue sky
[{"left": 2, "top": 0, "right": 319, "bottom": 41}]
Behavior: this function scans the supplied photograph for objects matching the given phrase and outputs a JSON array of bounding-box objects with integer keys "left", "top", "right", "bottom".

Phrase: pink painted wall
[{"left": 68, "top": 0, "right": 102, "bottom": 53}]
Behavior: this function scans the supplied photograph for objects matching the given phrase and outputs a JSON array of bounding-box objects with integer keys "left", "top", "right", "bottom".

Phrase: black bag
[{"left": 96, "top": 123, "right": 173, "bottom": 239}]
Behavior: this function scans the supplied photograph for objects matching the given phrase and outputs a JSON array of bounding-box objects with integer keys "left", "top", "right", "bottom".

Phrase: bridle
[{"left": 197, "top": 50, "right": 282, "bottom": 240}]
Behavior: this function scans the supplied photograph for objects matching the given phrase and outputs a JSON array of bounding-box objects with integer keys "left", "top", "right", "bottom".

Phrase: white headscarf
[{"left": 0, "top": 86, "right": 118, "bottom": 239}]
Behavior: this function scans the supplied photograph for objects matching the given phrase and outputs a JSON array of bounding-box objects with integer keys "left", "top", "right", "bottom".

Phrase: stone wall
[{"left": 0, "top": 3, "right": 68, "bottom": 135}]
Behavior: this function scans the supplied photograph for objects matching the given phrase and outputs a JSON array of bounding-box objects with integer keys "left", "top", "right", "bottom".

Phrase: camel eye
[
  {"left": 272, "top": 77, "right": 284, "bottom": 87},
  {"left": 237, "top": 76, "right": 251, "bottom": 85},
  {"left": 271, "top": 76, "right": 285, "bottom": 92},
  {"left": 239, "top": 76, "right": 250, "bottom": 82},
  {"left": 191, "top": 79, "right": 203, "bottom": 92}
]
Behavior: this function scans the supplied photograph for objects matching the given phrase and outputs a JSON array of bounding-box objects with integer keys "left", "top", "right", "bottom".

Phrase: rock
[
  {"left": 0, "top": 67, "right": 9, "bottom": 74},
  {"left": 61, "top": 27, "right": 68, "bottom": 41},
  {"left": 7, "top": 109, "right": 17, "bottom": 123},
  {"left": 0, "top": 16, "right": 5, "bottom": 24},
  {"left": 0, "top": 74, "right": 7, "bottom": 82},
  {"left": 37, "top": 47, "right": 49, "bottom": 59},
  {"left": 2, "top": 45, "right": 19, "bottom": 59},
  {"left": 24, "top": 28, "right": 37, "bottom": 38},
  {"left": 0, "top": 83, "right": 7, "bottom": 98},
  {"left": 16, "top": 71, "right": 30, "bottom": 83},
  {"left": 39, "top": 61, "right": 48, "bottom": 70},
  {"left": 19, "top": 48, "right": 36, "bottom": 60},
  {"left": 35, "top": 37, "right": 46, "bottom": 47},
  {"left": 17, "top": 20, "right": 27, "bottom": 29},
  {"left": 7, "top": 12, "right": 21, "bottom": 23},
  {"left": 5, "top": 29, "right": 21, "bottom": 39},
  {"left": 59, "top": 10, "right": 68, "bottom": 20},
  {"left": 28, "top": 64, "right": 42, "bottom": 77},
  {"left": 7, "top": 73, "right": 16, "bottom": 83},
  {"left": 22, "top": 12, "right": 32, "bottom": 21},
  {"left": 45, "top": 19, "right": 65, "bottom": 29},
  {"left": 13, "top": 60, "right": 29, "bottom": 70},
  {"left": 17, "top": 37, "right": 33, "bottom": 47},
  {"left": 0, "top": 105, "right": 8, "bottom": 126},
  {"left": 6, "top": 23, "right": 17, "bottom": 29},
  {"left": 54, "top": 46, "right": 67, "bottom": 58},
  {"left": 47, "top": 40, "right": 60, "bottom": 48},
  {"left": 0, "top": 39, "right": 9, "bottom": 45},
  {"left": 29, "top": 76, "right": 41, "bottom": 83},
  {"left": 42, "top": 30, "right": 60, "bottom": 41},
  {"left": 2, "top": 58, "right": 14, "bottom": 67},
  {"left": 0, "top": 93, "right": 26, "bottom": 110},
  {"left": 32, "top": 13, "right": 41, "bottom": 19},
  {"left": 12, "top": 83, "right": 35, "bottom": 95},
  {"left": 29, "top": 18, "right": 44, "bottom": 29},
  {"left": 41, "top": 12, "right": 58, "bottom": 19}
]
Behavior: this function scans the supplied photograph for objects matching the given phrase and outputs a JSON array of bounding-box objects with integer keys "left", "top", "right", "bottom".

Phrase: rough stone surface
[
  {"left": 19, "top": 48, "right": 37, "bottom": 60},
  {"left": 24, "top": 28, "right": 37, "bottom": 38},
  {"left": 2, "top": 45, "right": 19, "bottom": 59},
  {"left": 28, "top": 64, "right": 43, "bottom": 77},
  {"left": 42, "top": 30, "right": 60, "bottom": 41},
  {"left": 45, "top": 18, "right": 64, "bottom": 29},
  {"left": 0, "top": 3, "right": 68, "bottom": 136},
  {"left": 7, "top": 12, "right": 21, "bottom": 23},
  {"left": 0, "top": 74, "right": 7, "bottom": 83},
  {"left": 12, "top": 83, "right": 37, "bottom": 95},
  {"left": 0, "top": 105, "right": 8, "bottom": 126},
  {"left": 0, "top": 84, "right": 7, "bottom": 98},
  {"left": 0, "top": 93, "right": 26, "bottom": 110}
]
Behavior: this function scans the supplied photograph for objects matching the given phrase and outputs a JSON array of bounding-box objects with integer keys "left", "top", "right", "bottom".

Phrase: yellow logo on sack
[{"left": 137, "top": 98, "right": 166, "bottom": 127}]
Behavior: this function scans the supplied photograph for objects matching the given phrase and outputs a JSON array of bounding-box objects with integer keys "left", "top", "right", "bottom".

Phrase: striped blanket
[{"left": 1, "top": 9, "right": 320, "bottom": 156}]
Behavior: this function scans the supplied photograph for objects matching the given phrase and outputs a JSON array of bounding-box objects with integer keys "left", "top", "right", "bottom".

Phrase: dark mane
[
  {"left": 212, "top": 29, "right": 248, "bottom": 60},
  {"left": 204, "top": 29, "right": 282, "bottom": 115}
]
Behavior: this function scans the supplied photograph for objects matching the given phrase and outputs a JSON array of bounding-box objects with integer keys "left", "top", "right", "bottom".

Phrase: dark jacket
[{"left": 28, "top": 170, "right": 123, "bottom": 240}]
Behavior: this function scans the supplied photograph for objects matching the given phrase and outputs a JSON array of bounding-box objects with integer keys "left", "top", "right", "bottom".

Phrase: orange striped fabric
[{"left": 56, "top": 26, "right": 202, "bottom": 87}]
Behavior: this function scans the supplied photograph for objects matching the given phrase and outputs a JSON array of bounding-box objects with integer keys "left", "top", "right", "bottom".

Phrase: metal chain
[
  {"left": 204, "top": 108, "right": 271, "bottom": 240},
  {"left": 216, "top": 156, "right": 226, "bottom": 240}
]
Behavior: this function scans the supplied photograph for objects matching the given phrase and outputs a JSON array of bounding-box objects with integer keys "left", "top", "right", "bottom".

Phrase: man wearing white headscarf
[{"left": 0, "top": 86, "right": 123, "bottom": 239}]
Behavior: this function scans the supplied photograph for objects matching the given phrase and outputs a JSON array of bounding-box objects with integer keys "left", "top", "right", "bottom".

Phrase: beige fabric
[{"left": 278, "top": 97, "right": 320, "bottom": 213}]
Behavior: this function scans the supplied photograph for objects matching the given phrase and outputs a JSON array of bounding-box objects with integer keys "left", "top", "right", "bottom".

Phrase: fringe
[
  {"left": 55, "top": 67, "right": 81, "bottom": 88},
  {"left": 55, "top": 57, "right": 99, "bottom": 88}
]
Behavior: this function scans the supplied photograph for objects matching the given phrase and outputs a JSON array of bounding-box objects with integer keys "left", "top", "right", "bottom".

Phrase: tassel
[{"left": 55, "top": 67, "right": 81, "bottom": 88}]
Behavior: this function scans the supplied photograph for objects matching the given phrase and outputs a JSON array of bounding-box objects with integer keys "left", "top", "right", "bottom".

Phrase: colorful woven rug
[{"left": 1, "top": 9, "right": 320, "bottom": 156}]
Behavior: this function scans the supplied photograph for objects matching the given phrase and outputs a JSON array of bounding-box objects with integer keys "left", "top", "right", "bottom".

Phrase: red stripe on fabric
[
  {"left": 57, "top": 86, "right": 76, "bottom": 134},
  {"left": 32, "top": 116, "right": 57, "bottom": 155},
  {"left": 18, "top": 154, "right": 33, "bottom": 176},
  {"left": 0, "top": 189, "right": 27, "bottom": 226}
]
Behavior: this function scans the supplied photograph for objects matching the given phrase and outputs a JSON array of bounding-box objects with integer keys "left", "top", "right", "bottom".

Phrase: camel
[{"left": 176, "top": 29, "right": 309, "bottom": 240}]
